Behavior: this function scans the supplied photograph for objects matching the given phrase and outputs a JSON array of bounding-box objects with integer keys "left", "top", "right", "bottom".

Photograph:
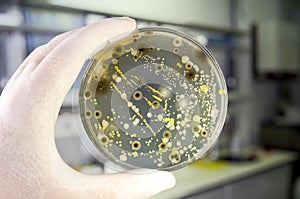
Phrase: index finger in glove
[{"left": 20, "top": 17, "right": 136, "bottom": 114}]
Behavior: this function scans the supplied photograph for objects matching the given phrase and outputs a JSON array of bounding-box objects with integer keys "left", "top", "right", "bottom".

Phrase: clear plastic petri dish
[{"left": 78, "top": 27, "right": 228, "bottom": 171}]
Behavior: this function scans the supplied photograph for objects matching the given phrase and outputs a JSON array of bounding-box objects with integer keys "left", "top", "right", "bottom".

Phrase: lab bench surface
[{"left": 152, "top": 149, "right": 298, "bottom": 199}]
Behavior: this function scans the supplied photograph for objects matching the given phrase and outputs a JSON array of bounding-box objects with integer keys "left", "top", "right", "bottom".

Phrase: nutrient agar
[{"left": 79, "top": 27, "right": 227, "bottom": 171}]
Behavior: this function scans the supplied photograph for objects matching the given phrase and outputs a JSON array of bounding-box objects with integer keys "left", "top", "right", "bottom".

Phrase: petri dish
[{"left": 78, "top": 27, "right": 228, "bottom": 171}]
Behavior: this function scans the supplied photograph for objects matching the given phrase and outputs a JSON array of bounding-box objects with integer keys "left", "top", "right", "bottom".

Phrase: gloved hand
[{"left": 0, "top": 17, "right": 175, "bottom": 199}]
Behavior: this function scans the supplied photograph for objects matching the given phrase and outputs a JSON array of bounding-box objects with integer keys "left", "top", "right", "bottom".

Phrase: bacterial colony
[{"left": 79, "top": 28, "right": 227, "bottom": 171}]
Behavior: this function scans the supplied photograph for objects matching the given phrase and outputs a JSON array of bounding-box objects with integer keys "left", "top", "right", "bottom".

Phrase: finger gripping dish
[{"left": 79, "top": 27, "right": 228, "bottom": 171}]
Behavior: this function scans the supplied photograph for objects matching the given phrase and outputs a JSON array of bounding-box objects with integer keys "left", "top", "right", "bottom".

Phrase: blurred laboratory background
[{"left": 0, "top": 0, "right": 300, "bottom": 198}]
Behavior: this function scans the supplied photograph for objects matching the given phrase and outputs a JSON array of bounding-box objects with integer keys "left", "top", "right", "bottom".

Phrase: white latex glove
[{"left": 0, "top": 17, "right": 176, "bottom": 199}]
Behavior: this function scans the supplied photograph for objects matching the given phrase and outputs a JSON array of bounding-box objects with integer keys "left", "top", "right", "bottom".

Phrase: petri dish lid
[{"left": 78, "top": 27, "right": 228, "bottom": 171}]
